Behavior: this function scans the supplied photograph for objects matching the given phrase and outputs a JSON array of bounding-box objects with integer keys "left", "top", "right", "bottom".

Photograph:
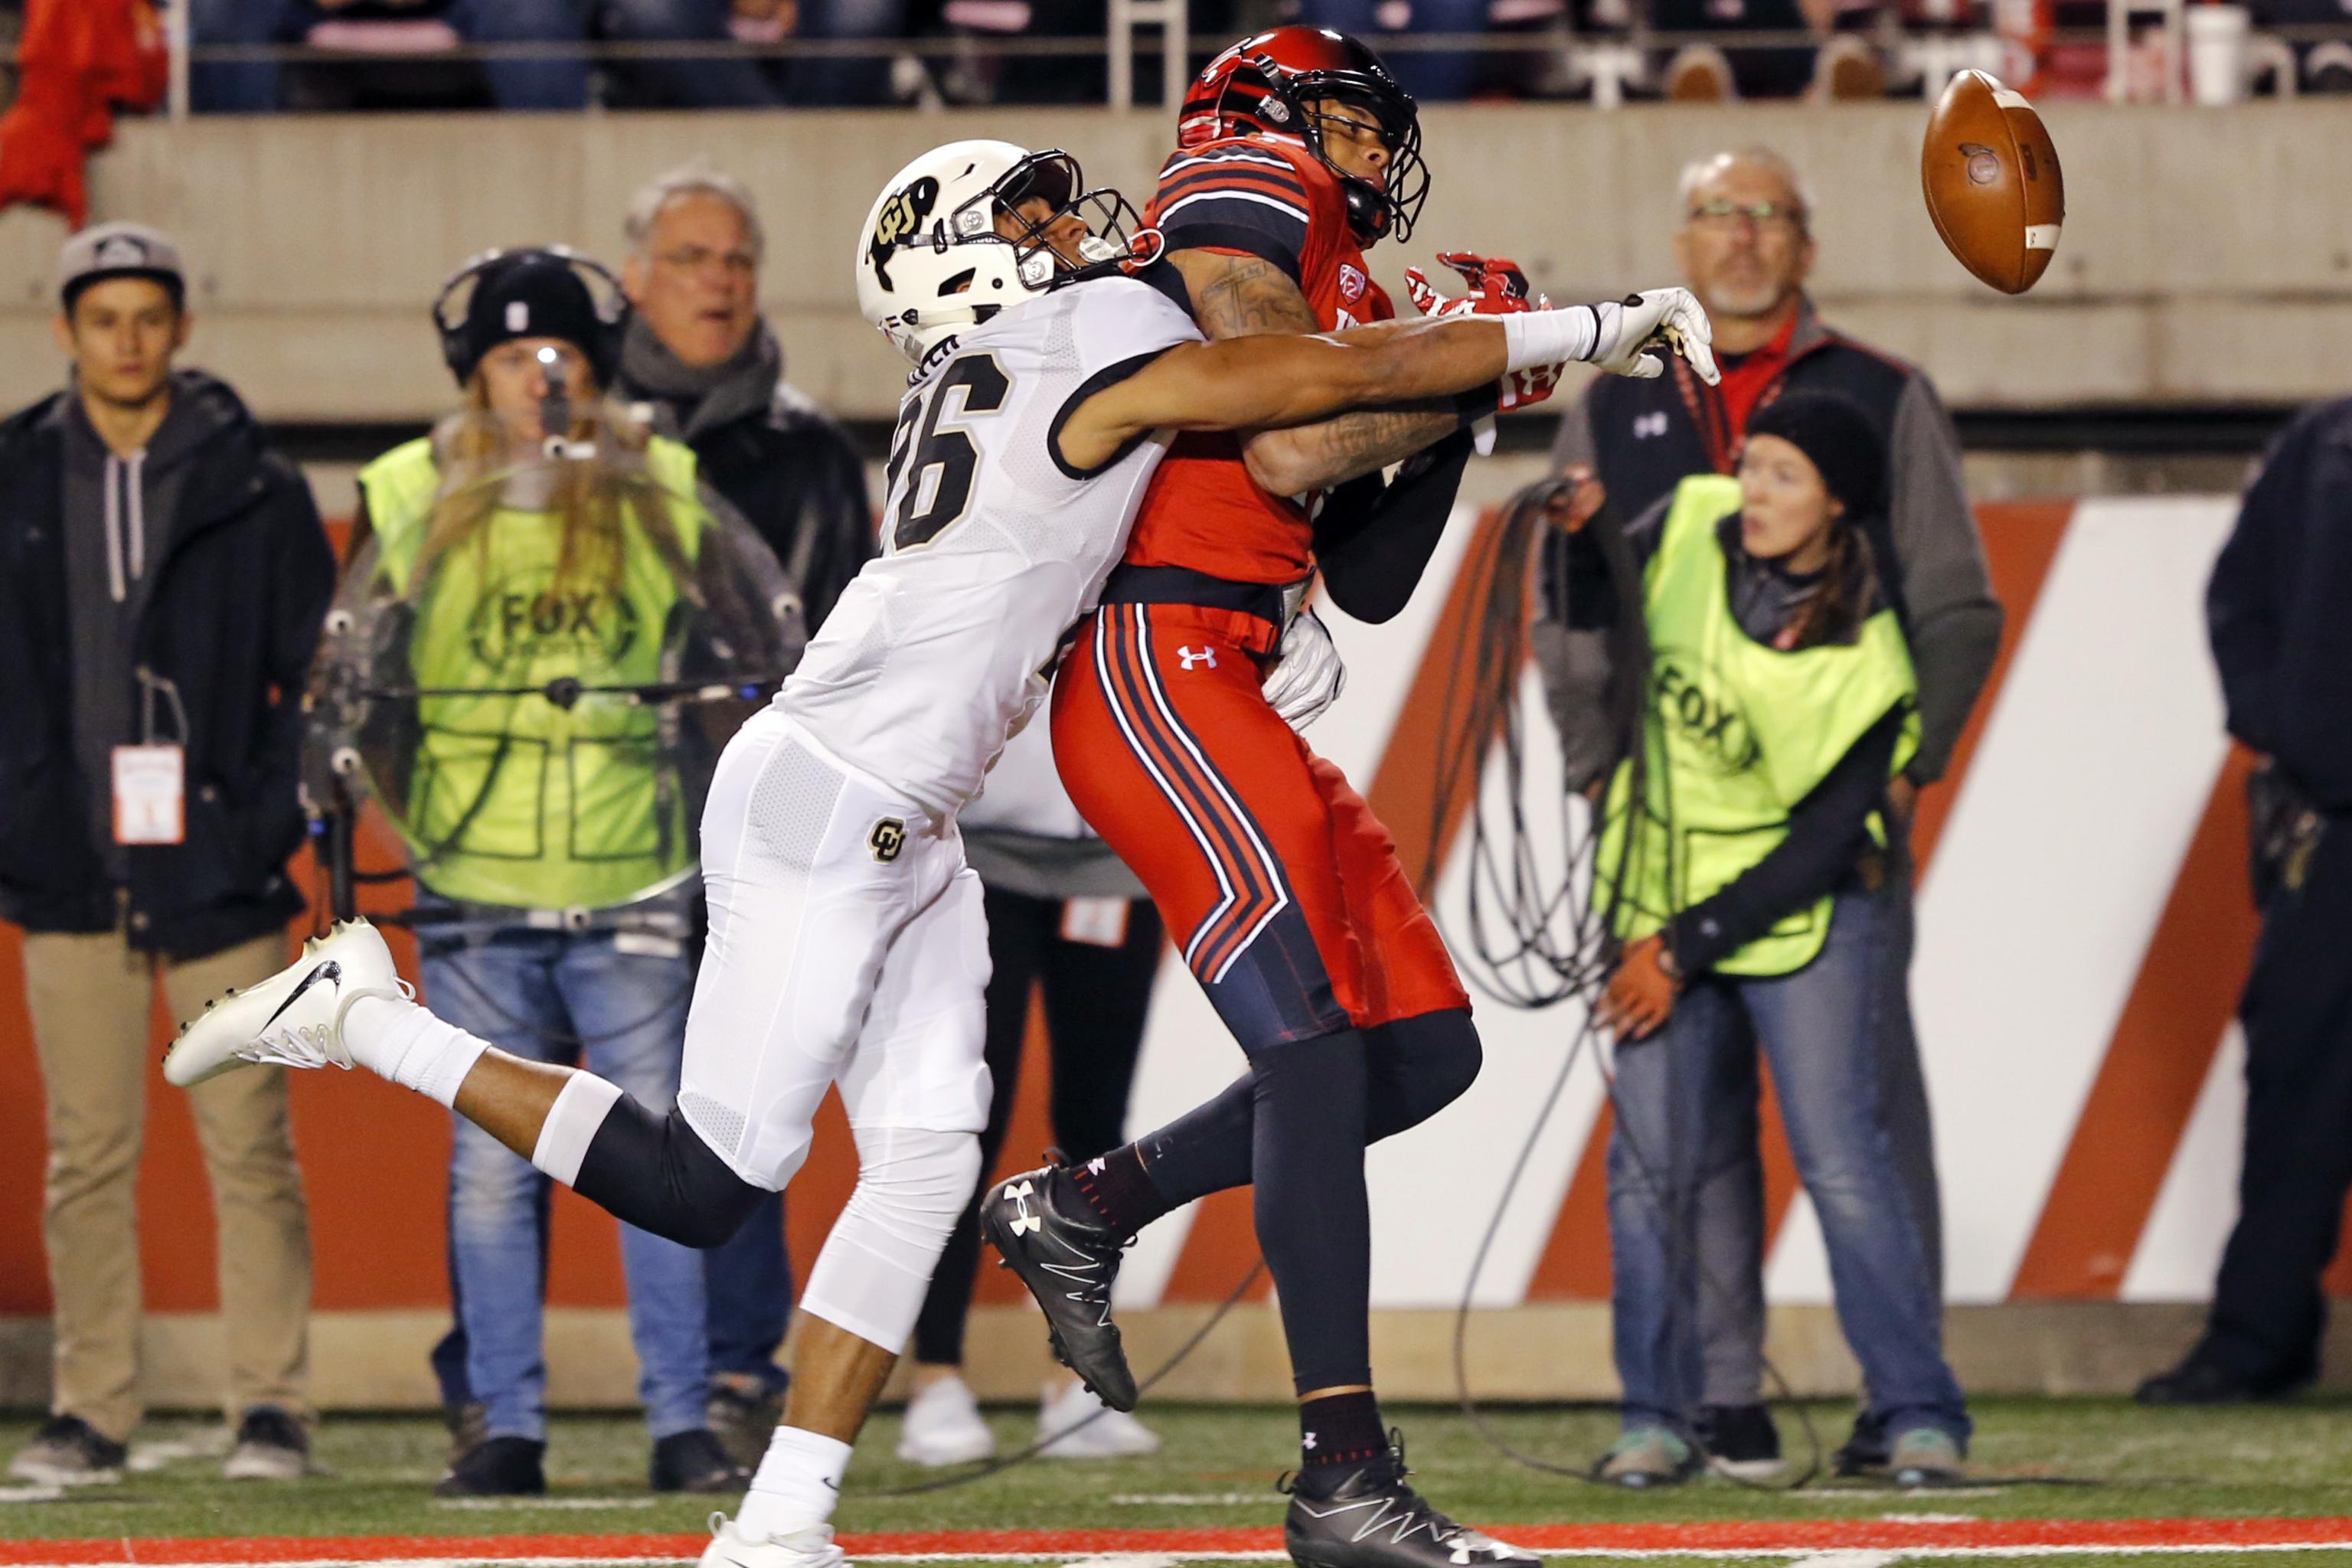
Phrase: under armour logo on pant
[{"left": 1178, "top": 645, "right": 1217, "bottom": 671}]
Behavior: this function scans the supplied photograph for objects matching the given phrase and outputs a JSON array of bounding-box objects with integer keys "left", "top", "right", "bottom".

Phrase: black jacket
[
  {"left": 2208, "top": 394, "right": 2352, "bottom": 813},
  {"left": 1547, "top": 296, "right": 2001, "bottom": 784},
  {"left": 648, "top": 381, "right": 874, "bottom": 634},
  {"left": 0, "top": 373, "right": 335, "bottom": 956}
]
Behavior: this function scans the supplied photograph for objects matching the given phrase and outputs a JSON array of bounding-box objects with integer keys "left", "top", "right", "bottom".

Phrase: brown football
[{"left": 1921, "top": 69, "right": 2066, "bottom": 295}]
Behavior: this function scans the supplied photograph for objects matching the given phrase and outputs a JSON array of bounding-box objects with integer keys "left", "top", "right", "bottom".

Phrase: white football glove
[
  {"left": 1587, "top": 288, "right": 1719, "bottom": 384},
  {"left": 1262, "top": 609, "right": 1347, "bottom": 731}
]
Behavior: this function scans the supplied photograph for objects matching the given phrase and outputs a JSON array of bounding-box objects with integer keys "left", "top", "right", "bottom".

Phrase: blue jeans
[
  {"left": 704, "top": 1187, "right": 791, "bottom": 1392},
  {"left": 1691, "top": 873, "right": 1942, "bottom": 1407},
  {"left": 606, "top": 0, "right": 787, "bottom": 107},
  {"left": 1606, "top": 889, "right": 1969, "bottom": 1446},
  {"left": 423, "top": 919, "right": 708, "bottom": 1442},
  {"left": 188, "top": 0, "right": 593, "bottom": 112},
  {"left": 782, "top": 0, "right": 906, "bottom": 105}
]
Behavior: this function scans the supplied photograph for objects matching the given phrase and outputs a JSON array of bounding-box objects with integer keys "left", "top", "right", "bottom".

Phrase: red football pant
[{"left": 1051, "top": 602, "right": 1467, "bottom": 1050}]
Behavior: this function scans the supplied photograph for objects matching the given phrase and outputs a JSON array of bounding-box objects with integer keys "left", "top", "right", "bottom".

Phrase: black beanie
[
  {"left": 452, "top": 251, "right": 621, "bottom": 388},
  {"left": 1743, "top": 392, "right": 1887, "bottom": 521}
]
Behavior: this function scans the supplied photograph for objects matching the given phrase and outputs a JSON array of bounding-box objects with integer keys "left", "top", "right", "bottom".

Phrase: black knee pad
[
  {"left": 1366, "top": 1008, "right": 1483, "bottom": 1141},
  {"left": 573, "top": 1099, "right": 767, "bottom": 1250}
]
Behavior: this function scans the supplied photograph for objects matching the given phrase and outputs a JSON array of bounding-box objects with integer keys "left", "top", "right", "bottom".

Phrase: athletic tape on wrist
[{"left": 1501, "top": 306, "right": 1600, "bottom": 374}]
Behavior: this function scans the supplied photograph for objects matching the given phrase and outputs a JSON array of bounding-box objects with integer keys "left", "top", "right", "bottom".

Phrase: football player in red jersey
[{"left": 986, "top": 28, "right": 1716, "bottom": 1568}]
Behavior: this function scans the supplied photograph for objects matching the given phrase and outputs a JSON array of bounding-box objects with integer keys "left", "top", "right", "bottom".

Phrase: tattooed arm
[{"left": 1168, "top": 247, "right": 1468, "bottom": 496}]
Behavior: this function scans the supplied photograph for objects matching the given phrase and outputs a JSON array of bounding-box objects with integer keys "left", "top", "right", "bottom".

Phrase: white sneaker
[
  {"left": 1035, "top": 1377, "right": 1161, "bottom": 1459},
  {"left": 163, "top": 920, "right": 407, "bottom": 1088},
  {"left": 895, "top": 1374, "right": 995, "bottom": 1467},
  {"left": 698, "top": 1517, "right": 848, "bottom": 1568}
]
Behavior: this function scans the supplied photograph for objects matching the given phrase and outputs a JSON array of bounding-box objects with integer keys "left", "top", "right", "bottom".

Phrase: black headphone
[{"left": 430, "top": 245, "right": 631, "bottom": 387}]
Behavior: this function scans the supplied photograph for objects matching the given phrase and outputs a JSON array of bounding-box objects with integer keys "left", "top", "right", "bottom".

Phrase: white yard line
[{"left": 13, "top": 1547, "right": 2352, "bottom": 1568}]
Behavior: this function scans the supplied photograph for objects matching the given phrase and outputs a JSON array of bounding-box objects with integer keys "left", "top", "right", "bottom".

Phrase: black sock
[
  {"left": 1249, "top": 1029, "right": 1374, "bottom": 1395},
  {"left": 1069, "top": 1145, "right": 1168, "bottom": 1235},
  {"left": 1299, "top": 1388, "right": 1389, "bottom": 1473}
]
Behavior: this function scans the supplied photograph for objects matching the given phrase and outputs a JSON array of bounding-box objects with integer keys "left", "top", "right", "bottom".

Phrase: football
[{"left": 1921, "top": 69, "right": 2066, "bottom": 295}]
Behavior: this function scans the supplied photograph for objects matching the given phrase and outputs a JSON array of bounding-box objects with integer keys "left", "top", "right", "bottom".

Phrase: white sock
[
  {"left": 341, "top": 992, "right": 489, "bottom": 1109},
  {"left": 735, "top": 1426, "right": 853, "bottom": 1541},
  {"left": 530, "top": 1073, "right": 623, "bottom": 1186}
]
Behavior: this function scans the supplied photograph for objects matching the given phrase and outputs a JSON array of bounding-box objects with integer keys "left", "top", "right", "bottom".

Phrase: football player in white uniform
[{"left": 167, "top": 139, "right": 1712, "bottom": 1568}]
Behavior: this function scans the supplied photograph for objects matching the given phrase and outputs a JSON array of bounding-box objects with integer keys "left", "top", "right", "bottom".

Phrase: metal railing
[{"left": 157, "top": 15, "right": 2352, "bottom": 119}]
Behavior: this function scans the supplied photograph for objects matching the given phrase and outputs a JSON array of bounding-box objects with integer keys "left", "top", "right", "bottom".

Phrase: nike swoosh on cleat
[{"left": 260, "top": 961, "right": 342, "bottom": 1032}]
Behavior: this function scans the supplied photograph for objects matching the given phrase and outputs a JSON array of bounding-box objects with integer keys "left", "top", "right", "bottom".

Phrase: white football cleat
[
  {"left": 1036, "top": 1377, "right": 1161, "bottom": 1459},
  {"left": 896, "top": 1374, "right": 995, "bottom": 1468},
  {"left": 698, "top": 1516, "right": 848, "bottom": 1568},
  {"left": 163, "top": 919, "right": 407, "bottom": 1088}
]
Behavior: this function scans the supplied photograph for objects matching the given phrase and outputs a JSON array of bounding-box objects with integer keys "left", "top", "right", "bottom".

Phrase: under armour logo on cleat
[
  {"left": 1302, "top": 1432, "right": 1318, "bottom": 1450},
  {"left": 1011, "top": 1214, "right": 1042, "bottom": 1235},
  {"left": 1005, "top": 1181, "right": 1034, "bottom": 1200},
  {"left": 1178, "top": 645, "right": 1217, "bottom": 671}
]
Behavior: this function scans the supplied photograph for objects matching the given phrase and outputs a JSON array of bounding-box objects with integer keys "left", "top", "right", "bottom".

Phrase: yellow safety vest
[
  {"left": 356, "top": 436, "right": 710, "bottom": 910},
  {"left": 1595, "top": 474, "right": 1919, "bottom": 976}
]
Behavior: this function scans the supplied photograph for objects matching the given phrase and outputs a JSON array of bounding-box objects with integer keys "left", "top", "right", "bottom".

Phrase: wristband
[{"left": 1501, "top": 305, "right": 1600, "bottom": 374}]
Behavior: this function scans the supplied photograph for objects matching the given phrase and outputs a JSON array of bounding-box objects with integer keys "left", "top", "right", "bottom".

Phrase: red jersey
[{"left": 1121, "top": 135, "right": 1394, "bottom": 589}]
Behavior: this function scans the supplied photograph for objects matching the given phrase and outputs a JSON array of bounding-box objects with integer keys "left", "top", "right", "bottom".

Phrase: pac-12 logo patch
[
  {"left": 1338, "top": 263, "right": 1367, "bottom": 303},
  {"left": 869, "top": 817, "right": 907, "bottom": 863}
]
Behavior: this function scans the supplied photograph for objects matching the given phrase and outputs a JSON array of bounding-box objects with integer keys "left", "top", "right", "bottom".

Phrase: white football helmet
[{"left": 855, "top": 139, "right": 1136, "bottom": 366}]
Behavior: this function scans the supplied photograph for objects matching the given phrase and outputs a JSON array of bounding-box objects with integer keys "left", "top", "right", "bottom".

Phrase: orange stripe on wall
[
  {"left": 2009, "top": 746, "right": 2260, "bottom": 1298},
  {"left": 1527, "top": 501, "right": 2079, "bottom": 1299}
]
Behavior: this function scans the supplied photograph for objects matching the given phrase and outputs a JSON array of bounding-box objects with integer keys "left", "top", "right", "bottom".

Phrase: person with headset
[
  {"left": 340, "top": 247, "right": 785, "bottom": 1497},
  {"left": 1544, "top": 392, "right": 1971, "bottom": 1489}
]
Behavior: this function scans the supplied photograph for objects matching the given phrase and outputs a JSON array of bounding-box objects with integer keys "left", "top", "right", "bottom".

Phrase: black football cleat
[
  {"left": 980, "top": 1161, "right": 1137, "bottom": 1411},
  {"left": 1283, "top": 1437, "right": 1540, "bottom": 1568}
]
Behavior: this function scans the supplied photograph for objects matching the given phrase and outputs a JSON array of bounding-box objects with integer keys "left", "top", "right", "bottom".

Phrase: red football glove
[
  {"left": 1403, "top": 250, "right": 1547, "bottom": 318},
  {"left": 1498, "top": 361, "right": 1563, "bottom": 413},
  {"left": 1409, "top": 253, "right": 1563, "bottom": 412}
]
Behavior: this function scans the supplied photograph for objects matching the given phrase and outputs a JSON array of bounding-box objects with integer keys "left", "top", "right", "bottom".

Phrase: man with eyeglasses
[
  {"left": 1537, "top": 143, "right": 2002, "bottom": 1481},
  {"left": 615, "top": 161, "right": 874, "bottom": 1465}
]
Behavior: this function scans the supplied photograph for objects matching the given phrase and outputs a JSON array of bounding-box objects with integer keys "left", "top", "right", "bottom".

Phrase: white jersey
[{"left": 774, "top": 274, "right": 1200, "bottom": 820}]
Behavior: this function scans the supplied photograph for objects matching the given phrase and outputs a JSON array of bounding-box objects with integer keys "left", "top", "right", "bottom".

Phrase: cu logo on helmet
[{"left": 869, "top": 818, "right": 907, "bottom": 864}]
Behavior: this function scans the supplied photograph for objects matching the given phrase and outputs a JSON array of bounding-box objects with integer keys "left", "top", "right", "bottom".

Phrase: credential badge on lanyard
[{"left": 113, "top": 668, "right": 189, "bottom": 845}]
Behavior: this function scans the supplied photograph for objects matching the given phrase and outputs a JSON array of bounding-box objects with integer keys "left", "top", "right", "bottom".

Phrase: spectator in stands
[
  {"left": 780, "top": 0, "right": 908, "bottom": 104},
  {"left": 897, "top": 720, "right": 1163, "bottom": 1467},
  {"left": 1538, "top": 145, "right": 2000, "bottom": 1479},
  {"left": 348, "top": 250, "right": 750, "bottom": 1498},
  {"left": 1650, "top": 0, "right": 1886, "bottom": 100},
  {"left": 612, "top": 163, "right": 873, "bottom": 1462},
  {"left": 188, "top": 0, "right": 782, "bottom": 113},
  {"left": 1547, "top": 394, "right": 1973, "bottom": 1490},
  {"left": 1293, "top": 0, "right": 1493, "bottom": 101},
  {"left": 2137, "top": 394, "right": 2352, "bottom": 1406},
  {"left": 0, "top": 224, "right": 332, "bottom": 1487}
]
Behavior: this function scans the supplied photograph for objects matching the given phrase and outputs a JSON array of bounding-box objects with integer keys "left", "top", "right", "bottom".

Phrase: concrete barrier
[{"left": 0, "top": 100, "right": 2345, "bottom": 421}]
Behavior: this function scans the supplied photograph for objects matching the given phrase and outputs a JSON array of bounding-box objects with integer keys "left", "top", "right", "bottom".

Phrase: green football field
[{"left": 5, "top": 1397, "right": 2352, "bottom": 1567}]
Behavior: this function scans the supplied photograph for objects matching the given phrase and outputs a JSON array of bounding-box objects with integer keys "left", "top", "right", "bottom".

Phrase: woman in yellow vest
[
  {"left": 346, "top": 250, "right": 748, "bottom": 1498},
  {"left": 1556, "top": 394, "right": 1971, "bottom": 1488}
]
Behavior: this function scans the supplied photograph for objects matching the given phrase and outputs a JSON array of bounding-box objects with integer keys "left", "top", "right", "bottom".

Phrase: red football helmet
[{"left": 1178, "top": 26, "right": 1429, "bottom": 247}]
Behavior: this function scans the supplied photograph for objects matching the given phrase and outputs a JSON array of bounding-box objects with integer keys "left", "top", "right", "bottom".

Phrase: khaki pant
[{"left": 22, "top": 926, "right": 312, "bottom": 1441}]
